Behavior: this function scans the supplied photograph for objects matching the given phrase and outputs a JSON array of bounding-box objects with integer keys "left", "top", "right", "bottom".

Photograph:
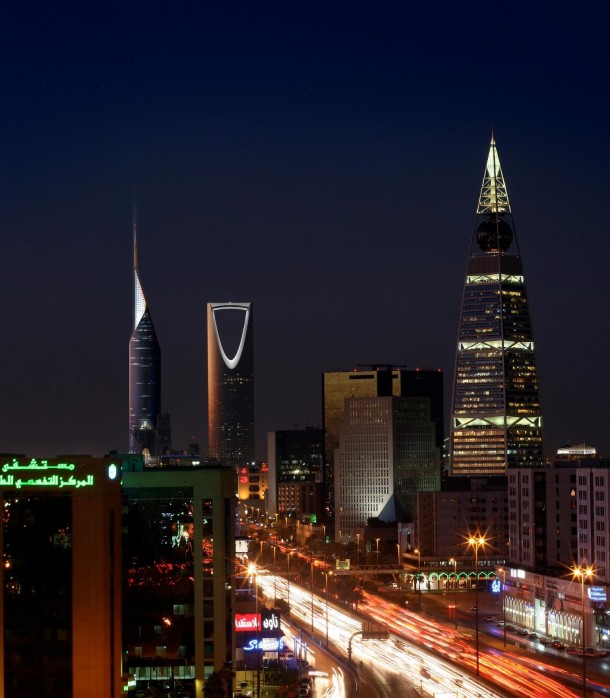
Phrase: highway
[{"left": 258, "top": 572, "right": 513, "bottom": 698}]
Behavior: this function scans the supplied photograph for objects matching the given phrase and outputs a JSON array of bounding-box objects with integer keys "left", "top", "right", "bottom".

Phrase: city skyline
[{"left": 1, "top": 4, "right": 608, "bottom": 458}]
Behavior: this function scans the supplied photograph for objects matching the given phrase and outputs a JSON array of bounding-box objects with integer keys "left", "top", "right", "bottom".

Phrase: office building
[
  {"left": 450, "top": 137, "right": 543, "bottom": 476},
  {"left": 266, "top": 428, "right": 323, "bottom": 519},
  {"left": 503, "top": 454, "right": 610, "bottom": 647},
  {"left": 0, "top": 454, "right": 123, "bottom": 698},
  {"left": 207, "top": 303, "right": 254, "bottom": 465},
  {"left": 129, "top": 226, "right": 161, "bottom": 457},
  {"left": 122, "top": 462, "right": 236, "bottom": 698},
  {"left": 323, "top": 367, "right": 443, "bottom": 519},
  {"left": 334, "top": 394, "right": 439, "bottom": 541},
  {"left": 415, "top": 477, "right": 509, "bottom": 559}
]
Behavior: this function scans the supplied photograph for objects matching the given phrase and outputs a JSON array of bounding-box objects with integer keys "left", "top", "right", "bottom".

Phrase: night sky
[{"left": 1, "top": 2, "right": 609, "bottom": 459}]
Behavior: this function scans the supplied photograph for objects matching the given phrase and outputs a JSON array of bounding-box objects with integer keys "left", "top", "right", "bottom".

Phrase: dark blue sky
[{"left": 1, "top": 2, "right": 609, "bottom": 458}]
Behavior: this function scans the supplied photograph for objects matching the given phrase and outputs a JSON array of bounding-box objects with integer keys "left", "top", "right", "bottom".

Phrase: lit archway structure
[{"left": 207, "top": 302, "right": 255, "bottom": 465}]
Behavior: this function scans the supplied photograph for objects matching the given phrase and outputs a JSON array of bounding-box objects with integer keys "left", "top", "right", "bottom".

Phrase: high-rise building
[
  {"left": 323, "top": 367, "right": 443, "bottom": 519},
  {"left": 0, "top": 454, "right": 123, "bottom": 698},
  {"left": 334, "top": 394, "right": 440, "bottom": 540},
  {"left": 122, "top": 461, "right": 236, "bottom": 698},
  {"left": 129, "top": 224, "right": 161, "bottom": 456},
  {"left": 450, "top": 137, "right": 543, "bottom": 476},
  {"left": 207, "top": 302, "right": 254, "bottom": 465},
  {"left": 266, "top": 428, "right": 323, "bottom": 519}
]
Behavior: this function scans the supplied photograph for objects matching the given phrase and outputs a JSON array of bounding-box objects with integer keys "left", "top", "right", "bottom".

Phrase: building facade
[
  {"left": 415, "top": 477, "right": 509, "bottom": 560},
  {"left": 450, "top": 137, "right": 543, "bottom": 476},
  {"left": 0, "top": 454, "right": 123, "bottom": 698},
  {"left": 207, "top": 302, "right": 254, "bottom": 465},
  {"left": 266, "top": 428, "right": 323, "bottom": 519},
  {"left": 122, "top": 464, "right": 236, "bottom": 698},
  {"left": 129, "top": 227, "right": 161, "bottom": 456},
  {"left": 323, "top": 367, "right": 442, "bottom": 520},
  {"left": 334, "top": 395, "right": 439, "bottom": 541}
]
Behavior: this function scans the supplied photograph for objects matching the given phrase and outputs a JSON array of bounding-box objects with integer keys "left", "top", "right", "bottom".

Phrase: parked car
[
  {"left": 551, "top": 641, "right": 566, "bottom": 650},
  {"left": 496, "top": 620, "right": 505, "bottom": 627},
  {"left": 517, "top": 628, "right": 530, "bottom": 636},
  {"left": 484, "top": 615, "right": 496, "bottom": 622},
  {"left": 506, "top": 624, "right": 516, "bottom": 632},
  {"left": 528, "top": 632, "right": 538, "bottom": 640},
  {"left": 585, "top": 647, "right": 609, "bottom": 657},
  {"left": 540, "top": 637, "right": 552, "bottom": 645}
]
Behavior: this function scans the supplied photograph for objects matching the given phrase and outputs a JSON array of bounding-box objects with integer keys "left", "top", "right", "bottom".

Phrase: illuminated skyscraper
[
  {"left": 450, "top": 137, "right": 543, "bottom": 476},
  {"left": 207, "top": 302, "right": 254, "bottom": 464},
  {"left": 128, "top": 223, "right": 161, "bottom": 456}
]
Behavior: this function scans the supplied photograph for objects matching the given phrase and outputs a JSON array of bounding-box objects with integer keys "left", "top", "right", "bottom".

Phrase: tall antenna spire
[
  {"left": 133, "top": 200, "right": 146, "bottom": 329},
  {"left": 477, "top": 134, "right": 511, "bottom": 214},
  {"left": 132, "top": 196, "right": 138, "bottom": 271}
]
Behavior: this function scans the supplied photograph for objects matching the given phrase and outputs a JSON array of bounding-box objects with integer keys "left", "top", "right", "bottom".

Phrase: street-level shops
[{"left": 500, "top": 568, "right": 609, "bottom": 648}]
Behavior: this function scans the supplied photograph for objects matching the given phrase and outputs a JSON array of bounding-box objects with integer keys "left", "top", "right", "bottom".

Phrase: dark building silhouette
[
  {"left": 207, "top": 302, "right": 254, "bottom": 465},
  {"left": 267, "top": 427, "right": 323, "bottom": 519},
  {"left": 0, "top": 454, "right": 123, "bottom": 697},
  {"left": 128, "top": 225, "right": 161, "bottom": 457},
  {"left": 450, "top": 137, "right": 543, "bottom": 476}
]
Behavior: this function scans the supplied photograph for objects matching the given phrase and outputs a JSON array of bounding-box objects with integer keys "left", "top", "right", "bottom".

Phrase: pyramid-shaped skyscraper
[{"left": 450, "top": 136, "right": 543, "bottom": 476}]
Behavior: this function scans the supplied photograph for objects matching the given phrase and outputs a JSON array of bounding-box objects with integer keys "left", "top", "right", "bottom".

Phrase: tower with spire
[
  {"left": 128, "top": 213, "right": 161, "bottom": 457},
  {"left": 449, "top": 136, "right": 543, "bottom": 476}
]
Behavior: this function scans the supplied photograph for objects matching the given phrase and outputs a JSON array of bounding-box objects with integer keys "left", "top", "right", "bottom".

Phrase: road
[{"left": 258, "top": 572, "right": 510, "bottom": 698}]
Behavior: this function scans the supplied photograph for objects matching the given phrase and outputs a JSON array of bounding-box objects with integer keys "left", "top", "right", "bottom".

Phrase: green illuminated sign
[{"left": 0, "top": 459, "right": 95, "bottom": 489}]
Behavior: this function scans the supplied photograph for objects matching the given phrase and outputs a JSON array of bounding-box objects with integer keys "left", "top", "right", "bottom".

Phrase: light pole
[
  {"left": 310, "top": 561, "right": 315, "bottom": 632},
  {"left": 375, "top": 538, "right": 381, "bottom": 579},
  {"left": 498, "top": 567, "right": 507, "bottom": 647},
  {"left": 414, "top": 548, "right": 421, "bottom": 611},
  {"left": 286, "top": 551, "right": 292, "bottom": 610},
  {"left": 572, "top": 564, "right": 594, "bottom": 697},
  {"left": 273, "top": 545, "right": 277, "bottom": 605},
  {"left": 248, "top": 563, "right": 261, "bottom": 698},
  {"left": 449, "top": 557, "right": 458, "bottom": 629},
  {"left": 324, "top": 571, "right": 331, "bottom": 647},
  {"left": 396, "top": 543, "right": 401, "bottom": 587},
  {"left": 468, "top": 534, "right": 487, "bottom": 676}
]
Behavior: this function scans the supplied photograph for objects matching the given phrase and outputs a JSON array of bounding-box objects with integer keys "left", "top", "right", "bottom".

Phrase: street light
[
  {"left": 310, "top": 561, "right": 315, "bottom": 632},
  {"left": 571, "top": 564, "right": 594, "bottom": 697},
  {"left": 247, "top": 563, "right": 261, "bottom": 698},
  {"left": 498, "top": 567, "right": 507, "bottom": 647},
  {"left": 467, "top": 534, "right": 487, "bottom": 676},
  {"left": 375, "top": 538, "right": 381, "bottom": 579},
  {"left": 324, "top": 571, "right": 332, "bottom": 647},
  {"left": 396, "top": 544, "right": 401, "bottom": 586},
  {"left": 449, "top": 557, "right": 458, "bottom": 629},
  {"left": 414, "top": 548, "right": 421, "bottom": 611},
  {"left": 273, "top": 545, "right": 277, "bottom": 605},
  {"left": 286, "top": 551, "right": 293, "bottom": 610}
]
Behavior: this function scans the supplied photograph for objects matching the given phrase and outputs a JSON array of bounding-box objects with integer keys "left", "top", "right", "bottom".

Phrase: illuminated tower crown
[
  {"left": 450, "top": 136, "right": 543, "bottom": 476},
  {"left": 128, "top": 217, "right": 161, "bottom": 456}
]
